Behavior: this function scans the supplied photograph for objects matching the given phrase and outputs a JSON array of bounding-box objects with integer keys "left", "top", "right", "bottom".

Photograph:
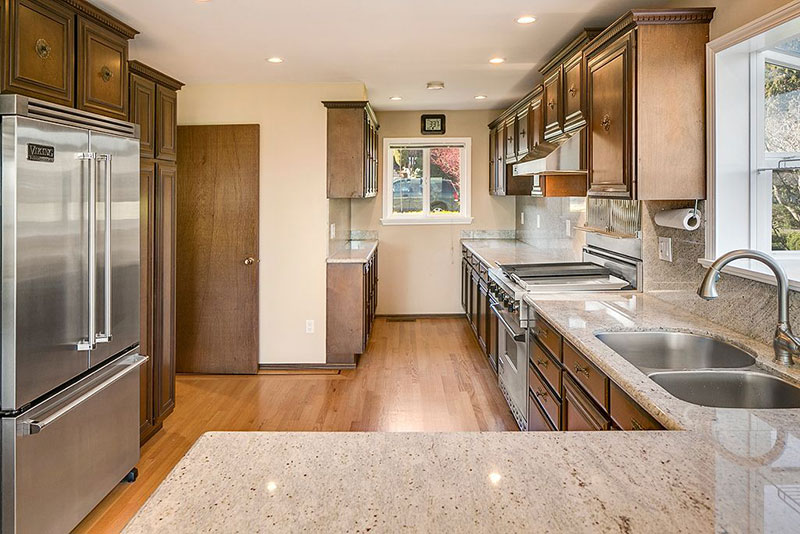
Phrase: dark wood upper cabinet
[
  {"left": 542, "top": 67, "right": 563, "bottom": 140},
  {"left": 563, "top": 51, "right": 586, "bottom": 132},
  {"left": 503, "top": 116, "right": 516, "bottom": 163},
  {"left": 515, "top": 104, "right": 530, "bottom": 160},
  {"left": 156, "top": 84, "right": 177, "bottom": 161},
  {"left": 1, "top": 0, "right": 74, "bottom": 106},
  {"left": 488, "top": 127, "right": 497, "bottom": 195},
  {"left": 587, "top": 31, "right": 633, "bottom": 198},
  {"left": 585, "top": 8, "right": 714, "bottom": 200},
  {"left": 129, "top": 73, "right": 156, "bottom": 158},
  {"left": 324, "top": 101, "right": 379, "bottom": 199},
  {"left": 77, "top": 16, "right": 128, "bottom": 119},
  {"left": 528, "top": 90, "right": 544, "bottom": 152}
]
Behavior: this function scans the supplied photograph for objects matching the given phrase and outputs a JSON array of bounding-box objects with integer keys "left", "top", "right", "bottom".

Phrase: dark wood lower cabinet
[
  {"left": 528, "top": 311, "right": 664, "bottom": 432},
  {"left": 139, "top": 159, "right": 158, "bottom": 441}
]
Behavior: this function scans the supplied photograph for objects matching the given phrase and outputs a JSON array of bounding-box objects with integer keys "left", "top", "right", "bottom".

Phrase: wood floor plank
[{"left": 73, "top": 317, "right": 517, "bottom": 533}]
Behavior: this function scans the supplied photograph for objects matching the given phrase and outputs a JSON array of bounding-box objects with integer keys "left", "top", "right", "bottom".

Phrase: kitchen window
[
  {"left": 381, "top": 138, "right": 472, "bottom": 225},
  {"left": 706, "top": 6, "right": 800, "bottom": 286}
]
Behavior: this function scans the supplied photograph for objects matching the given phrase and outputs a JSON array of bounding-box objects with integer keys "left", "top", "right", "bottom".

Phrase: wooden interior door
[{"left": 176, "top": 124, "right": 259, "bottom": 374}]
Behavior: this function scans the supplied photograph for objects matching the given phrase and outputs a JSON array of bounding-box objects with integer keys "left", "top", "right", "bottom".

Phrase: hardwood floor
[{"left": 74, "top": 317, "right": 516, "bottom": 533}]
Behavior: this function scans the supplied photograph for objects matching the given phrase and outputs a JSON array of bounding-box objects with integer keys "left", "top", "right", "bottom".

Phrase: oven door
[{"left": 492, "top": 304, "right": 528, "bottom": 430}]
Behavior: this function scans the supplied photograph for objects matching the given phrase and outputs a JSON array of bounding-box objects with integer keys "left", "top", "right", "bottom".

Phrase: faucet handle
[{"left": 774, "top": 322, "right": 799, "bottom": 366}]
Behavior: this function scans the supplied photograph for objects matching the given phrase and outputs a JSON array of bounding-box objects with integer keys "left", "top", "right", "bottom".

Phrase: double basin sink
[{"left": 595, "top": 331, "right": 800, "bottom": 409}]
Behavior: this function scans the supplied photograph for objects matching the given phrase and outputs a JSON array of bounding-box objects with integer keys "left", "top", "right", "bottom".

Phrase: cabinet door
[
  {"left": 563, "top": 52, "right": 586, "bottom": 132},
  {"left": 139, "top": 159, "right": 157, "bottom": 440},
  {"left": 154, "top": 161, "right": 177, "bottom": 420},
  {"left": 129, "top": 74, "right": 156, "bottom": 159},
  {"left": 155, "top": 85, "right": 178, "bottom": 161},
  {"left": 494, "top": 124, "right": 506, "bottom": 195},
  {"left": 503, "top": 118, "right": 516, "bottom": 163},
  {"left": 488, "top": 128, "right": 497, "bottom": 195},
  {"left": 529, "top": 92, "right": 544, "bottom": 152},
  {"left": 469, "top": 270, "right": 479, "bottom": 332},
  {"left": 516, "top": 106, "right": 530, "bottom": 159},
  {"left": 461, "top": 255, "right": 469, "bottom": 311},
  {"left": 543, "top": 67, "right": 563, "bottom": 140},
  {"left": 587, "top": 31, "right": 634, "bottom": 198},
  {"left": 2, "top": 0, "right": 74, "bottom": 106},
  {"left": 77, "top": 17, "right": 128, "bottom": 120},
  {"left": 477, "top": 281, "right": 488, "bottom": 353}
]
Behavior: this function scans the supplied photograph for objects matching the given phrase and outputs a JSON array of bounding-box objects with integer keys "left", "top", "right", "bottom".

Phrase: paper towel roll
[{"left": 654, "top": 208, "right": 701, "bottom": 231}]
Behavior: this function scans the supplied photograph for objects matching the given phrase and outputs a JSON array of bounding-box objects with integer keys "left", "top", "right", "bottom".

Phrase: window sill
[
  {"left": 698, "top": 257, "right": 800, "bottom": 292},
  {"left": 380, "top": 216, "right": 474, "bottom": 226}
]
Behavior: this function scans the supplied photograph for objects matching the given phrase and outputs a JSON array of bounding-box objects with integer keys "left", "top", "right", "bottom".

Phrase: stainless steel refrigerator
[{"left": 0, "top": 95, "right": 145, "bottom": 534}]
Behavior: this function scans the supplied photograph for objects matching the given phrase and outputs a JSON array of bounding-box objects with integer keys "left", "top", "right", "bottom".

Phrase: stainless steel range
[{"left": 490, "top": 233, "right": 642, "bottom": 431}]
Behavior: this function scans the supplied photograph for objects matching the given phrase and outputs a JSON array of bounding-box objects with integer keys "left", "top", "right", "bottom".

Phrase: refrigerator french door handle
[
  {"left": 77, "top": 152, "right": 97, "bottom": 351},
  {"left": 95, "top": 154, "right": 112, "bottom": 343}
]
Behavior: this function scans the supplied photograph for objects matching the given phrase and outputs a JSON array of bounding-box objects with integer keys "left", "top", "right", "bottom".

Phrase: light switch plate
[
  {"left": 520, "top": 212, "right": 525, "bottom": 225},
  {"left": 330, "top": 223, "right": 335, "bottom": 239},
  {"left": 305, "top": 320, "right": 315, "bottom": 334},
  {"left": 658, "top": 237, "right": 673, "bottom": 262},
  {"left": 536, "top": 214, "right": 541, "bottom": 228},
  {"left": 565, "top": 219, "right": 571, "bottom": 237}
]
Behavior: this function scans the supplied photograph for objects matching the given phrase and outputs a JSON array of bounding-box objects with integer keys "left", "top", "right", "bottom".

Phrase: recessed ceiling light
[
  {"left": 426, "top": 81, "right": 445, "bottom": 90},
  {"left": 389, "top": 96, "right": 402, "bottom": 101},
  {"left": 266, "top": 57, "right": 284, "bottom": 63},
  {"left": 516, "top": 15, "right": 536, "bottom": 24},
  {"left": 489, "top": 57, "right": 505, "bottom": 64},
  {"left": 474, "top": 95, "right": 487, "bottom": 100}
]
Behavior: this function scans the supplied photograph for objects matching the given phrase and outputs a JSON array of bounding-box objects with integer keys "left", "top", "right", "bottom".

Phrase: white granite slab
[
  {"left": 461, "top": 239, "right": 579, "bottom": 268},
  {"left": 326, "top": 240, "right": 378, "bottom": 264}
]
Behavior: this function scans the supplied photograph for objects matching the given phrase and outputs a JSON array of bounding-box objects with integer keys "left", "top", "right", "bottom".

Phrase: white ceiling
[{"left": 93, "top": 0, "right": 667, "bottom": 111}]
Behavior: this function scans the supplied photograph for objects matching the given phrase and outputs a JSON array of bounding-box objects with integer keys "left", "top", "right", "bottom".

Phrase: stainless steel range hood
[{"left": 511, "top": 130, "right": 587, "bottom": 196}]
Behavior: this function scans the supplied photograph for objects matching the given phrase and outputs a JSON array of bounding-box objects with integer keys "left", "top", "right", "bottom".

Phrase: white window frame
[
  {"left": 704, "top": 1, "right": 800, "bottom": 289},
  {"left": 381, "top": 137, "right": 473, "bottom": 225}
]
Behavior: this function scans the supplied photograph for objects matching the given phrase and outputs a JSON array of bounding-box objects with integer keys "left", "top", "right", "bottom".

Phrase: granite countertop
[
  {"left": 461, "top": 239, "right": 579, "bottom": 268},
  {"left": 326, "top": 240, "right": 378, "bottom": 264},
  {"left": 122, "top": 291, "right": 800, "bottom": 533}
]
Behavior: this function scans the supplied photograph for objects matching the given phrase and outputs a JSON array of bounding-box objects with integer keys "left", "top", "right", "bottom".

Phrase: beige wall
[
  {"left": 178, "top": 82, "right": 366, "bottom": 364},
  {"left": 672, "top": 0, "right": 794, "bottom": 39},
  {"left": 351, "top": 110, "right": 516, "bottom": 315}
]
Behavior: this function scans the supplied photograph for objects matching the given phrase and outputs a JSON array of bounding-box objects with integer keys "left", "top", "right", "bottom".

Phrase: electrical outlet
[
  {"left": 329, "top": 224, "right": 336, "bottom": 239},
  {"left": 520, "top": 212, "right": 525, "bottom": 225},
  {"left": 658, "top": 237, "right": 673, "bottom": 262},
  {"left": 536, "top": 214, "right": 541, "bottom": 228},
  {"left": 305, "top": 320, "right": 315, "bottom": 334},
  {"left": 565, "top": 220, "right": 571, "bottom": 237}
]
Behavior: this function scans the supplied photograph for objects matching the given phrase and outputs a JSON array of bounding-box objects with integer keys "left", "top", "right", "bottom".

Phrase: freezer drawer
[{"left": 1, "top": 351, "right": 145, "bottom": 534}]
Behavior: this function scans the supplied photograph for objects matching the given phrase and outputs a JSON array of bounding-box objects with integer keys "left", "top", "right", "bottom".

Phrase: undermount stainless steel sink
[
  {"left": 595, "top": 331, "right": 756, "bottom": 371},
  {"left": 649, "top": 371, "right": 800, "bottom": 409}
]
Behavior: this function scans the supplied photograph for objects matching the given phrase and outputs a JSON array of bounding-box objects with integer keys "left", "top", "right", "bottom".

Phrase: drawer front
[
  {"left": 155, "top": 85, "right": 178, "bottom": 161},
  {"left": 533, "top": 314, "right": 562, "bottom": 360},
  {"left": 530, "top": 339, "right": 561, "bottom": 395},
  {"left": 563, "top": 340, "right": 608, "bottom": 409},
  {"left": 609, "top": 382, "right": 664, "bottom": 431},
  {"left": 529, "top": 364, "right": 561, "bottom": 430},
  {"left": 4, "top": 353, "right": 144, "bottom": 534},
  {"left": 528, "top": 391, "right": 555, "bottom": 431},
  {"left": 563, "top": 374, "right": 609, "bottom": 431},
  {"left": 77, "top": 17, "right": 128, "bottom": 120},
  {"left": 3, "top": 0, "right": 75, "bottom": 106}
]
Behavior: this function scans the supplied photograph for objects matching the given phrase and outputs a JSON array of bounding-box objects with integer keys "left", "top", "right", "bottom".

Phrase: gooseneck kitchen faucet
[{"left": 698, "top": 249, "right": 798, "bottom": 366}]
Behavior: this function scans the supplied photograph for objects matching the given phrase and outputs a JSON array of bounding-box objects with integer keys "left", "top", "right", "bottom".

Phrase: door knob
[{"left": 243, "top": 257, "right": 257, "bottom": 265}]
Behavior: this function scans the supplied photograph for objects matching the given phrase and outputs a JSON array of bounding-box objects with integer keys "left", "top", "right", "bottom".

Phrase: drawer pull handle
[
  {"left": 630, "top": 418, "right": 644, "bottom": 431},
  {"left": 531, "top": 327, "right": 543, "bottom": 337},
  {"left": 601, "top": 114, "right": 612, "bottom": 132},
  {"left": 568, "top": 84, "right": 577, "bottom": 97},
  {"left": 100, "top": 66, "right": 113, "bottom": 82},
  {"left": 535, "top": 388, "right": 548, "bottom": 399},
  {"left": 535, "top": 358, "right": 548, "bottom": 368},
  {"left": 35, "top": 38, "right": 52, "bottom": 59},
  {"left": 574, "top": 364, "right": 590, "bottom": 378}
]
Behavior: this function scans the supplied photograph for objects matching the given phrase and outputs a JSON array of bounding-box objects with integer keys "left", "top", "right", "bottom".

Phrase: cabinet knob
[
  {"left": 100, "top": 66, "right": 113, "bottom": 83},
  {"left": 568, "top": 84, "right": 577, "bottom": 97},
  {"left": 507, "top": 136, "right": 513, "bottom": 143},
  {"left": 601, "top": 114, "right": 612, "bottom": 132},
  {"left": 243, "top": 257, "right": 258, "bottom": 266},
  {"left": 35, "top": 38, "right": 51, "bottom": 60},
  {"left": 547, "top": 98, "right": 556, "bottom": 110},
  {"left": 520, "top": 129, "right": 526, "bottom": 137}
]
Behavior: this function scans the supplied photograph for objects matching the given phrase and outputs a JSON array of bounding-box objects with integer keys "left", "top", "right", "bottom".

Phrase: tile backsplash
[
  {"left": 642, "top": 200, "right": 800, "bottom": 347},
  {"left": 515, "top": 197, "right": 586, "bottom": 260}
]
